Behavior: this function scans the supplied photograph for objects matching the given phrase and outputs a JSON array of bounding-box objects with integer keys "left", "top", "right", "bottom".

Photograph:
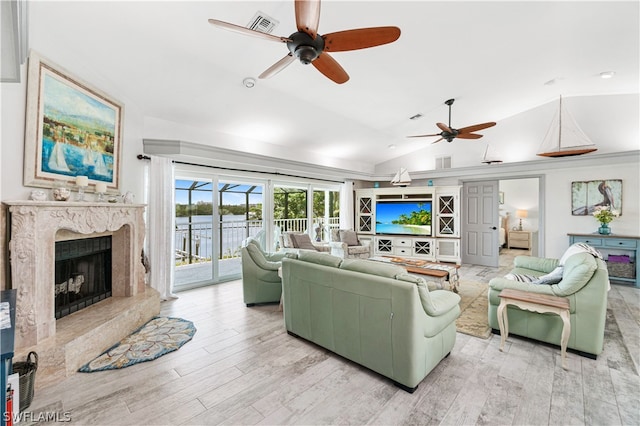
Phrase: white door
[{"left": 462, "top": 181, "right": 500, "bottom": 267}]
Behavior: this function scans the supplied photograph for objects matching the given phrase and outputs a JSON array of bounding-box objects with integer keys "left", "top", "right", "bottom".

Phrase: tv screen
[{"left": 375, "top": 201, "right": 432, "bottom": 236}]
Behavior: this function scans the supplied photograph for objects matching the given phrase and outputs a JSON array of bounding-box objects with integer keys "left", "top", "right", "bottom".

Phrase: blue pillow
[{"left": 534, "top": 266, "right": 563, "bottom": 285}]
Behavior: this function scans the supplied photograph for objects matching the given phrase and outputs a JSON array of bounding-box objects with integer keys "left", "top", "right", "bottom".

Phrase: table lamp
[{"left": 516, "top": 209, "right": 528, "bottom": 231}]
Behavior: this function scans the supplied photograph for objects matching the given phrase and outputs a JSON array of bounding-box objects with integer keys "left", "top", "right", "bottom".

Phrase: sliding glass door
[{"left": 174, "top": 171, "right": 265, "bottom": 290}]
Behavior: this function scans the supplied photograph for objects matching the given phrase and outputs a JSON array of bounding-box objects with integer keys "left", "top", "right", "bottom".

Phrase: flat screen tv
[{"left": 375, "top": 200, "right": 432, "bottom": 236}]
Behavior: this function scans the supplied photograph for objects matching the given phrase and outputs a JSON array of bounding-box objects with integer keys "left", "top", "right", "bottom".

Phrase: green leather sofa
[
  {"left": 281, "top": 251, "right": 461, "bottom": 392},
  {"left": 241, "top": 238, "right": 287, "bottom": 306},
  {"left": 488, "top": 250, "right": 609, "bottom": 358}
]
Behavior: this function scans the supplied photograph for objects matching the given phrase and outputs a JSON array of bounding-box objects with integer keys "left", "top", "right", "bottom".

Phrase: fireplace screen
[{"left": 55, "top": 236, "right": 112, "bottom": 319}]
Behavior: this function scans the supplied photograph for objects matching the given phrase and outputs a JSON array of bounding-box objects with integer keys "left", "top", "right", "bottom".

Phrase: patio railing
[{"left": 175, "top": 216, "right": 340, "bottom": 265}]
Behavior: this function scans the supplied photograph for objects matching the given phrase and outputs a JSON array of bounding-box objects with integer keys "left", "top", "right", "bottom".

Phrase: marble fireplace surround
[{"left": 4, "top": 201, "right": 160, "bottom": 388}]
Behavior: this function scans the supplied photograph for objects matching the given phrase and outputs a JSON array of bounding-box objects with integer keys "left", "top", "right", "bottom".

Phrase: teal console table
[{"left": 568, "top": 233, "right": 639, "bottom": 287}]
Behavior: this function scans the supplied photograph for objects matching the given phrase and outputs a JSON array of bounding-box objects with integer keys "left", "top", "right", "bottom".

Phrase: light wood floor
[{"left": 26, "top": 250, "right": 640, "bottom": 425}]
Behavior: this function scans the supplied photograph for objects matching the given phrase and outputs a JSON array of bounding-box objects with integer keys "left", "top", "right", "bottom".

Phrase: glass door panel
[{"left": 174, "top": 179, "right": 213, "bottom": 288}]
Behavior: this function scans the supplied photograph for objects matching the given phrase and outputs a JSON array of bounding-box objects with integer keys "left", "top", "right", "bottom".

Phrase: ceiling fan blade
[
  {"left": 456, "top": 133, "right": 484, "bottom": 140},
  {"left": 431, "top": 137, "right": 445, "bottom": 144},
  {"left": 295, "top": 0, "right": 321, "bottom": 39},
  {"left": 436, "top": 122, "right": 452, "bottom": 133},
  {"left": 312, "top": 53, "right": 349, "bottom": 84},
  {"left": 259, "top": 54, "right": 296, "bottom": 79},
  {"left": 208, "top": 19, "right": 291, "bottom": 43},
  {"left": 457, "top": 122, "right": 497, "bottom": 134},
  {"left": 406, "top": 133, "right": 441, "bottom": 138},
  {"left": 323, "top": 27, "right": 401, "bottom": 52}
]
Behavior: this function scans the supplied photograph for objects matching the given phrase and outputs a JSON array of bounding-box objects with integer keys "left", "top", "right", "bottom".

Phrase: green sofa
[
  {"left": 488, "top": 247, "right": 609, "bottom": 358},
  {"left": 281, "top": 251, "right": 461, "bottom": 393},
  {"left": 241, "top": 238, "right": 287, "bottom": 306}
]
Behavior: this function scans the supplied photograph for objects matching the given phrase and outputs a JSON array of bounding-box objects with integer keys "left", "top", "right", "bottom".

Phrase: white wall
[
  {"left": 543, "top": 162, "right": 639, "bottom": 259},
  {"left": 500, "top": 178, "right": 539, "bottom": 232}
]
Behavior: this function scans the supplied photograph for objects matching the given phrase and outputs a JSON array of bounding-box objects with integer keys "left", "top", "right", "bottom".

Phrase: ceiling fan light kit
[{"left": 209, "top": 0, "right": 401, "bottom": 84}]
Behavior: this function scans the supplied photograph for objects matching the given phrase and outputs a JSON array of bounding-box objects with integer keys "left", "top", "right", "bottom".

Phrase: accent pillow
[
  {"left": 504, "top": 273, "right": 538, "bottom": 283},
  {"left": 534, "top": 266, "right": 564, "bottom": 285},
  {"left": 339, "top": 229, "right": 360, "bottom": 246},
  {"left": 290, "top": 233, "right": 317, "bottom": 251}
]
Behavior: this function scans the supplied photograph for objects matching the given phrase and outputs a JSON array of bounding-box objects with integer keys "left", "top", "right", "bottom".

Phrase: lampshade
[{"left": 516, "top": 209, "right": 528, "bottom": 219}]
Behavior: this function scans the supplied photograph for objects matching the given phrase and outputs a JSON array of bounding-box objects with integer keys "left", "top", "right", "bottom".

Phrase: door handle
[{"left": 490, "top": 226, "right": 497, "bottom": 230}]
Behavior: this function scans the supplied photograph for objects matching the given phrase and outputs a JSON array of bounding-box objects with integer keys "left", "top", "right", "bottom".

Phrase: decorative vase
[{"left": 598, "top": 223, "right": 611, "bottom": 235}]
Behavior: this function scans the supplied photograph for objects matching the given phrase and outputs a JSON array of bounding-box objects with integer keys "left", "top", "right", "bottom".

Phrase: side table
[{"left": 497, "top": 288, "right": 570, "bottom": 369}]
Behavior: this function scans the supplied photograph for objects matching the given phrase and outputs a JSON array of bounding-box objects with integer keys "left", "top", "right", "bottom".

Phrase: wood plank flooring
[{"left": 25, "top": 250, "right": 640, "bottom": 425}]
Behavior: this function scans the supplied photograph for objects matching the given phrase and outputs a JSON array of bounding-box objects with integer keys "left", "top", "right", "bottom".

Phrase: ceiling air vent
[
  {"left": 247, "top": 11, "right": 279, "bottom": 34},
  {"left": 435, "top": 156, "right": 452, "bottom": 170}
]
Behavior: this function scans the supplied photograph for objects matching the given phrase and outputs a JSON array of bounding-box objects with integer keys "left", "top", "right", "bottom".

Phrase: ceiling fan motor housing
[{"left": 287, "top": 32, "right": 325, "bottom": 64}]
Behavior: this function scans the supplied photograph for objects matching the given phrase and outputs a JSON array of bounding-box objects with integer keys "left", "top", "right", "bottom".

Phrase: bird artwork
[{"left": 571, "top": 180, "right": 622, "bottom": 216}]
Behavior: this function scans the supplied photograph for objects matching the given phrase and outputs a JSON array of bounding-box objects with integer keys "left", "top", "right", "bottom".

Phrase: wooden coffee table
[{"left": 369, "top": 256, "right": 460, "bottom": 292}]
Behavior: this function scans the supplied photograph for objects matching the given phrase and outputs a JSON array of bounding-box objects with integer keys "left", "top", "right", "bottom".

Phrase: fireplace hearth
[{"left": 3, "top": 200, "right": 160, "bottom": 389}]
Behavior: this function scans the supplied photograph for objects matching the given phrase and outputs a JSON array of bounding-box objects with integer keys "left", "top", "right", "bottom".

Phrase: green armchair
[
  {"left": 241, "top": 238, "right": 287, "bottom": 307},
  {"left": 488, "top": 246, "right": 609, "bottom": 358}
]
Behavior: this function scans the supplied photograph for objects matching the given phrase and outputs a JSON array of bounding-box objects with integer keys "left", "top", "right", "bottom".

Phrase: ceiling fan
[
  {"left": 208, "top": 0, "right": 400, "bottom": 84},
  {"left": 407, "top": 99, "right": 496, "bottom": 144}
]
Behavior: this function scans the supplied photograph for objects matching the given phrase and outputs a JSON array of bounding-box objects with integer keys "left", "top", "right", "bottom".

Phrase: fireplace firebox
[{"left": 55, "top": 236, "right": 112, "bottom": 319}]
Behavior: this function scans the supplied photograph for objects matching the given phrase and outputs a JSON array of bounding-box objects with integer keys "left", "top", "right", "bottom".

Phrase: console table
[{"left": 568, "top": 233, "right": 639, "bottom": 287}]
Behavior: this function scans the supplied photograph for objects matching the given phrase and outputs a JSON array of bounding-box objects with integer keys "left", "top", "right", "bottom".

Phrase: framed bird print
[{"left": 571, "top": 179, "right": 622, "bottom": 216}]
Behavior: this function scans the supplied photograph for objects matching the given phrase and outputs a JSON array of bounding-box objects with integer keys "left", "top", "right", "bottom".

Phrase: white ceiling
[{"left": 27, "top": 1, "right": 639, "bottom": 173}]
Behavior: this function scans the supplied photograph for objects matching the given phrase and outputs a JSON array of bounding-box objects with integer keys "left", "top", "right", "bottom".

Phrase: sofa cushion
[
  {"left": 290, "top": 233, "right": 317, "bottom": 250},
  {"left": 298, "top": 250, "right": 342, "bottom": 268},
  {"left": 340, "top": 259, "right": 405, "bottom": 278},
  {"left": 339, "top": 229, "right": 360, "bottom": 246}
]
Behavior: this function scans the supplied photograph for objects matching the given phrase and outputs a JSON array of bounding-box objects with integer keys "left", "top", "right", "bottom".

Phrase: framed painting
[
  {"left": 23, "top": 51, "right": 123, "bottom": 191},
  {"left": 499, "top": 191, "right": 504, "bottom": 204},
  {"left": 571, "top": 179, "right": 622, "bottom": 216}
]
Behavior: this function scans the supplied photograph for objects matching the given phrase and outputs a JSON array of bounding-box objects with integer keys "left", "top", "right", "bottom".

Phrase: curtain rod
[{"left": 136, "top": 154, "right": 345, "bottom": 184}]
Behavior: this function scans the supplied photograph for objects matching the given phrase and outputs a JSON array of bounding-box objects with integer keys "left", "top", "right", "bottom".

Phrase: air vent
[
  {"left": 435, "top": 156, "right": 452, "bottom": 169},
  {"left": 247, "top": 11, "right": 279, "bottom": 34}
]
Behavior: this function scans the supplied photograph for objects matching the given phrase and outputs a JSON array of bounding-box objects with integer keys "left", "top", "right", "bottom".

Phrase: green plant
[{"left": 593, "top": 206, "right": 619, "bottom": 224}]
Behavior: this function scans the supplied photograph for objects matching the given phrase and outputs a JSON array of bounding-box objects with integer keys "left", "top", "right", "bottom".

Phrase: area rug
[
  {"left": 455, "top": 280, "right": 491, "bottom": 339},
  {"left": 79, "top": 316, "right": 196, "bottom": 372}
]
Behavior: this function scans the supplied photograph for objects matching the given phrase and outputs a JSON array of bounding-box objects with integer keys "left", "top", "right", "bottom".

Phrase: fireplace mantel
[{"left": 4, "top": 200, "right": 148, "bottom": 349}]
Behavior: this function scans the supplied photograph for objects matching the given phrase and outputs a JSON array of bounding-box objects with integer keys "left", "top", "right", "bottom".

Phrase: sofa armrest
[
  {"left": 513, "top": 256, "right": 559, "bottom": 273},
  {"left": 425, "top": 290, "right": 461, "bottom": 317},
  {"left": 488, "top": 277, "right": 555, "bottom": 295},
  {"left": 265, "top": 251, "right": 287, "bottom": 262}
]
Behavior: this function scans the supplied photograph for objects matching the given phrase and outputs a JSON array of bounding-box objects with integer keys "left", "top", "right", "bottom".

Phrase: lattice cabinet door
[
  {"left": 413, "top": 238, "right": 436, "bottom": 260},
  {"left": 435, "top": 189, "right": 460, "bottom": 238},
  {"left": 375, "top": 237, "right": 393, "bottom": 254},
  {"left": 356, "top": 190, "right": 374, "bottom": 234}
]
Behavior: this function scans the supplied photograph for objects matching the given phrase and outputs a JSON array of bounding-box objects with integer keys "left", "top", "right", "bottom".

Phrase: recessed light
[
  {"left": 600, "top": 71, "right": 615, "bottom": 79},
  {"left": 242, "top": 77, "right": 256, "bottom": 88},
  {"left": 388, "top": 144, "right": 396, "bottom": 149}
]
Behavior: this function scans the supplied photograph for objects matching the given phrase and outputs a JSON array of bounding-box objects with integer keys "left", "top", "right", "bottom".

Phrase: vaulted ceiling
[{"left": 26, "top": 1, "right": 639, "bottom": 174}]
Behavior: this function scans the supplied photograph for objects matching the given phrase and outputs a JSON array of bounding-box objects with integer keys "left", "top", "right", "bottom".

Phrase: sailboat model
[
  {"left": 390, "top": 168, "right": 412, "bottom": 186},
  {"left": 537, "top": 96, "right": 597, "bottom": 157},
  {"left": 481, "top": 145, "right": 503, "bottom": 164}
]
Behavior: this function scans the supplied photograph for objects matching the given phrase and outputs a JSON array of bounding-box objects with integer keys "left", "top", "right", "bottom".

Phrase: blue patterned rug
[{"left": 79, "top": 316, "right": 196, "bottom": 372}]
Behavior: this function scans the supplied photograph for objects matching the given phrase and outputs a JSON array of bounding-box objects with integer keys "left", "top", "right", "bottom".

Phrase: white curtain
[
  {"left": 340, "top": 180, "right": 355, "bottom": 230},
  {"left": 147, "top": 156, "right": 177, "bottom": 300}
]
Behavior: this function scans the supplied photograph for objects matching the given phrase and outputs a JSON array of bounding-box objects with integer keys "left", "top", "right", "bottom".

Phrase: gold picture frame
[{"left": 23, "top": 51, "right": 124, "bottom": 191}]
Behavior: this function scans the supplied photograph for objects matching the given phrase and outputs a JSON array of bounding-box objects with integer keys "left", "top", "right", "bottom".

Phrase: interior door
[{"left": 462, "top": 180, "right": 499, "bottom": 267}]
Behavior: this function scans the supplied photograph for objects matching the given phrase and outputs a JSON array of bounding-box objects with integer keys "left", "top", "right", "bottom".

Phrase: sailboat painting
[
  {"left": 537, "top": 96, "right": 597, "bottom": 158},
  {"left": 24, "top": 52, "right": 123, "bottom": 189}
]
